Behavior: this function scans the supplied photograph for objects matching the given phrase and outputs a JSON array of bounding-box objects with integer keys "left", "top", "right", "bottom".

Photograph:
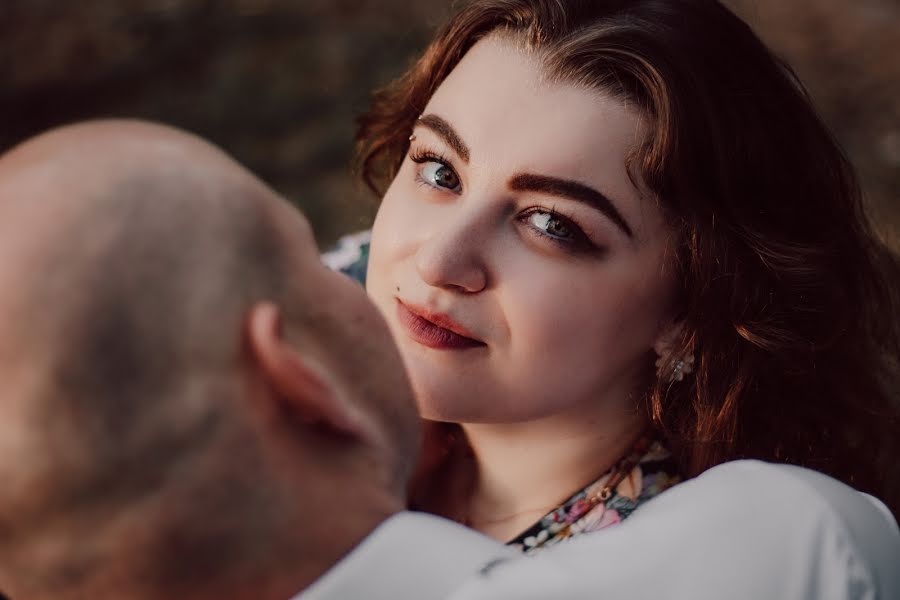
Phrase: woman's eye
[
  {"left": 420, "top": 161, "right": 461, "bottom": 192},
  {"left": 520, "top": 208, "right": 599, "bottom": 254},
  {"left": 527, "top": 210, "right": 575, "bottom": 240}
]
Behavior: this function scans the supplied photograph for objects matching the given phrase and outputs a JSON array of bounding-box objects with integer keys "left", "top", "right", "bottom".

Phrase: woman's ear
[
  {"left": 653, "top": 320, "right": 684, "bottom": 357},
  {"left": 244, "top": 302, "right": 371, "bottom": 441}
]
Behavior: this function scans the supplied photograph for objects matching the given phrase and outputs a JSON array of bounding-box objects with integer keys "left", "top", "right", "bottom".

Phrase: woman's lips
[{"left": 396, "top": 300, "right": 486, "bottom": 350}]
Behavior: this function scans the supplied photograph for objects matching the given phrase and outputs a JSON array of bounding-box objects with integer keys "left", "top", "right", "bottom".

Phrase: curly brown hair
[{"left": 355, "top": 0, "right": 900, "bottom": 517}]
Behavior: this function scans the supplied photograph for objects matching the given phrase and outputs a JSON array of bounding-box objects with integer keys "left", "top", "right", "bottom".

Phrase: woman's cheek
[{"left": 503, "top": 269, "right": 600, "bottom": 350}]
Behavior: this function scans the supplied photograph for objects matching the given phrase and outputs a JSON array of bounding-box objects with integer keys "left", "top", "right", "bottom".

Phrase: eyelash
[
  {"left": 409, "top": 148, "right": 459, "bottom": 191},
  {"left": 409, "top": 147, "right": 452, "bottom": 166},
  {"left": 407, "top": 147, "right": 599, "bottom": 255}
]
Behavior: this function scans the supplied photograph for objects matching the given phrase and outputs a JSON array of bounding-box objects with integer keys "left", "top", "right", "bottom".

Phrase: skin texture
[
  {"left": 0, "top": 121, "right": 418, "bottom": 600},
  {"left": 366, "top": 35, "right": 678, "bottom": 540}
]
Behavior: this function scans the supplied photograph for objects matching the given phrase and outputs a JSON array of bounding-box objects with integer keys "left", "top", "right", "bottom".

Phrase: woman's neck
[{"left": 460, "top": 408, "right": 647, "bottom": 542}]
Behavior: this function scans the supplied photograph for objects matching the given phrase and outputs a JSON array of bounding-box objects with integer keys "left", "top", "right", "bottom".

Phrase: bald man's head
[
  {"left": 0, "top": 121, "right": 418, "bottom": 600},
  {"left": 0, "top": 121, "right": 286, "bottom": 363}
]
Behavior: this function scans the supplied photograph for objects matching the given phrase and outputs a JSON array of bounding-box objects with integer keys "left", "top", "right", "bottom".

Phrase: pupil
[
  {"left": 436, "top": 166, "right": 456, "bottom": 188},
  {"left": 548, "top": 218, "right": 568, "bottom": 237}
]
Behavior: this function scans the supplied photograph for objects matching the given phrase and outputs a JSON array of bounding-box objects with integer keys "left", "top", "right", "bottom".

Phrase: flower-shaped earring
[
  {"left": 655, "top": 353, "right": 695, "bottom": 382},
  {"left": 653, "top": 323, "right": 694, "bottom": 383}
]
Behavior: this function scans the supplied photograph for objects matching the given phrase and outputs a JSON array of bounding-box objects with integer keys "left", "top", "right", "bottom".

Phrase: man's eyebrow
[
  {"left": 509, "top": 173, "right": 634, "bottom": 238},
  {"left": 415, "top": 114, "right": 470, "bottom": 163}
]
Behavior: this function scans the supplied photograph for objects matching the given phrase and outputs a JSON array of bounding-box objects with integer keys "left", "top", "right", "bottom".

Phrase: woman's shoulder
[
  {"left": 505, "top": 461, "right": 900, "bottom": 599},
  {"left": 636, "top": 460, "right": 900, "bottom": 596},
  {"left": 447, "top": 461, "right": 900, "bottom": 599},
  {"left": 684, "top": 460, "right": 897, "bottom": 533},
  {"left": 658, "top": 460, "right": 899, "bottom": 544}
]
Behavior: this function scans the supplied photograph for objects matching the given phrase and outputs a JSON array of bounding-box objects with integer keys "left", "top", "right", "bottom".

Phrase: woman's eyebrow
[
  {"left": 509, "top": 173, "right": 634, "bottom": 238},
  {"left": 415, "top": 114, "right": 470, "bottom": 163},
  {"left": 413, "top": 115, "right": 632, "bottom": 238}
]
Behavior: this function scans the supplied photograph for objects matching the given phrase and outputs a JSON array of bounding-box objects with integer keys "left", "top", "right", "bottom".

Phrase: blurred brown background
[{"left": 1, "top": 0, "right": 897, "bottom": 248}]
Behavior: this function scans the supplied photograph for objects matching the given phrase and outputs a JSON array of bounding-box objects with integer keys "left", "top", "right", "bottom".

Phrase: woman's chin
[
  {"left": 412, "top": 396, "right": 527, "bottom": 426},
  {"left": 412, "top": 397, "right": 469, "bottom": 424},
  {"left": 411, "top": 392, "right": 487, "bottom": 424}
]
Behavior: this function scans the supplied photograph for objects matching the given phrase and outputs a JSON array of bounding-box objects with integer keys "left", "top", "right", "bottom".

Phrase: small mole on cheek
[{"left": 396, "top": 286, "right": 400, "bottom": 292}]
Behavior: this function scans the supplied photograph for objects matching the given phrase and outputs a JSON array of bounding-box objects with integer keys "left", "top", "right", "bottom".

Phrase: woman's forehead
[{"left": 424, "top": 36, "right": 646, "bottom": 177}]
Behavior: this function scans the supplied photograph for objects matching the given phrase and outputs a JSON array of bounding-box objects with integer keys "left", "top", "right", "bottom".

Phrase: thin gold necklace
[{"left": 463, "top": 430, "right": 654, "bottom": 532}]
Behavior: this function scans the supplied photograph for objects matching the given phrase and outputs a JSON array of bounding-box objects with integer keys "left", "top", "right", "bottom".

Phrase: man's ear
[{"left": 245, "top": 302, "right": 371, "bottom": 441}]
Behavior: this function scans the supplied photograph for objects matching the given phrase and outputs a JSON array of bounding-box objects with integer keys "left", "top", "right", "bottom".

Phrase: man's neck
[
  {"left": 460, "top": 407, "right": 647, "bottom": 542},
  {"left": 15, "top": 480, "right": 400, "bottom": 600},
  {"left": 162, "top": 490, "right": 399, "bottom": 600}
]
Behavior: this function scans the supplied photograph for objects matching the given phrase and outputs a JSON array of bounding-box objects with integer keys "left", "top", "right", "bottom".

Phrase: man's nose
[{"left": 414, "top": 211, "right": 489, "bottom": 293}]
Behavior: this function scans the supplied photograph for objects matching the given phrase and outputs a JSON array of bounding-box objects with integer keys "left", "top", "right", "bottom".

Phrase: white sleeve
[
  {"left": 320, "top": 230, "right": 371, "bottom": 271},
  {"left": 446, "top": 461, "right": 900, "bottom": 600},
  {"left": 861, "top": 493, "right": 899, "bottom": 537},
  {"left": 297, "top": 511, "right": 516, "bottom": 600}
]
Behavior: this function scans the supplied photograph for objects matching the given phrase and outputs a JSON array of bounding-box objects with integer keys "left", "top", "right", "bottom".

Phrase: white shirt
[{"left": 297, "top": 460, "right": 900, "bottom": 599}]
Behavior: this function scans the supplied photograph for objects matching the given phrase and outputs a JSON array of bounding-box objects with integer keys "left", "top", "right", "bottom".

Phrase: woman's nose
[{"left": 415, "top": 217, "right": 489, "bottom": 293}]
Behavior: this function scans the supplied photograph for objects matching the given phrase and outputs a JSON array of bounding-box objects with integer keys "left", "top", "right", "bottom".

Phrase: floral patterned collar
[{"left": 507, "top": 436, "right": 681, "bottom": 555}]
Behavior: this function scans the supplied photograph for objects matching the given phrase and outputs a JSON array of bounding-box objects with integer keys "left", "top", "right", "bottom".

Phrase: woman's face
[{"left": 367, "top": 35, "right": 677, "bottom": 424}]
